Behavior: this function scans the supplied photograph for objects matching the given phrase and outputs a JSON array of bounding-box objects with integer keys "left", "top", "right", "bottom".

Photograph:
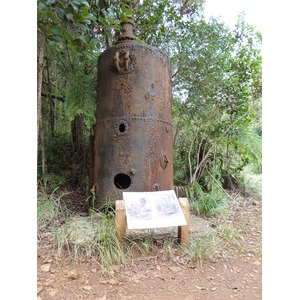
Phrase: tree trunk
[
  {"left": 40, "top": 115, "right": 46, "bottom": 175},
  {"left": 71, "top": 114, "right": 85, "bottom": 186},
  {"left": 37, "top": 32, "right": 45, "bottom": 156},
  {"left": 89, "top": 127, "right": 95, "bottom": 193},
  {"left": 46, "top": 58, "right": 55, "bottom": 137},
  {"left": 223, "top": 133, "right": 232, "bottom": 190}
]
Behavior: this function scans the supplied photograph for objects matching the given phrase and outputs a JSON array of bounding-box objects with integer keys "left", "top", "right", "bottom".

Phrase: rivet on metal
[{"left": 160, "top": 154, "right": 169, "bottom": 169}]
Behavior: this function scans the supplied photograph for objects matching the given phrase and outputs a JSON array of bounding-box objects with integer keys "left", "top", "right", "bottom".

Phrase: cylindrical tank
[{"left": 92, "top": 21, "right": 173, "bottom": 209}]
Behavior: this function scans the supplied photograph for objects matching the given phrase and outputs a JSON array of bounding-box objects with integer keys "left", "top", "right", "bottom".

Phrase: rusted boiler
[{"left": 92, "top": 19, "right": 173, "bottom": 209}]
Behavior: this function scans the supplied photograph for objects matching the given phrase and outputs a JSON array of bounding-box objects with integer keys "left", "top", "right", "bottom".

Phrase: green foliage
[
  {"left": 37, "top": 0, "right": 262, "bottom": 192},
  {"left": 65, "top": 72, "right": 96, "bottom": 129},
  {"left": 231, "top": 127, "right": 262, "bottom": 173},
  {"left": 42, "top": 134, "right": 72, "bottom": 173},
  {"left": 172, "top": 12, "right": 262, "bottom": 189},
  {"left": 185, "top": 181, "right": 227, "bottom": 215},
  {"left": 239, "top": 164, "right": 262, "bottom": 200},
  {"left": 37, "top": 187, "right": 69, "bottom": 232}
]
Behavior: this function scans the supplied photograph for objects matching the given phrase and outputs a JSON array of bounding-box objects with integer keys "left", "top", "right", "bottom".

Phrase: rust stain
[{"left": 92, "top": 21, "right": 173, "bottom": 209}]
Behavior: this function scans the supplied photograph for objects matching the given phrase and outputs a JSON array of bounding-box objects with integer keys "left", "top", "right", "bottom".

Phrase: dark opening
[
  {"left": 114, "top": 173, "right": 131, "bottom": 190},
  {"left": 119, "top": 123, "right": 126, "bottom": 133}
]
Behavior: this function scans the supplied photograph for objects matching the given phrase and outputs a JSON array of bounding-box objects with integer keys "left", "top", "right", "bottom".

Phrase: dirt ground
[{"left": 37, "top": 192, "right": 262, "bottom": 300}]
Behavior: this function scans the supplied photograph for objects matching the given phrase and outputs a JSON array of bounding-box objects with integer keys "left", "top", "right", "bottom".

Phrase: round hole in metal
[
  {"left": 114, "top": 173, "right": 131, "bottom": 190},
  {"left": 119, "top": 123, "right": 126, "bottom": 133}
]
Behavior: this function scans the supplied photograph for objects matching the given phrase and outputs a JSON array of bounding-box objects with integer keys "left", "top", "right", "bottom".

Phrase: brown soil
[{"left": 37, "top": 191, "right": 262, "bottom": 300}]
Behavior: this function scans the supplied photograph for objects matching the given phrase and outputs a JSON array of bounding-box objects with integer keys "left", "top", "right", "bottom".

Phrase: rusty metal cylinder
[{"left": 93, "top": 38, "right": 173, "bottom": 208}]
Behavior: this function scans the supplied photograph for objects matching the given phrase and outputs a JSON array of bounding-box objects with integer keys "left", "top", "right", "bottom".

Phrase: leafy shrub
[{"left": 185, "top": 181, "right": 227, "bottom": 215}]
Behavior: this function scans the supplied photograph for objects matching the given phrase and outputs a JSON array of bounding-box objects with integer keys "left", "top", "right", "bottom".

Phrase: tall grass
[
  {"left": 183, "top": 221, "right": 242, "bottom": 265},
  {"left": 185, "top": 181, "right": 228, "bottom": 215},
  {"left": 37, "top": 187, "right": 69, "bottom": 234},
  {"left": 37, "top": 183, "right": 241, "bottom": 268},
  {"left": 53, "top": 213, "right": 130, "bottom": 267},
  {"left": 38, "top": 188, "right": 142, "bottom": 268}
]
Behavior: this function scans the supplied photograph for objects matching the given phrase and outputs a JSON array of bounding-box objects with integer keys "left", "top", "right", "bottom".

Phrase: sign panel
[{"left": 123, "top": 190, "right": 187, "bottom": 230}]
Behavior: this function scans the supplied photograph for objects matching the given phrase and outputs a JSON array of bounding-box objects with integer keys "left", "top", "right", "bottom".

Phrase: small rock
[
  {"left": 41, "top": 264, "right": 51, "bottom": 273},
  {"left": 48, "top": 289, "right": 57, "bottom": 297},
  {"left": 108, "top": 278, "right": 119, "bottom": 285},
  {"left": 211, "top": 287, "right": 217, "bottom": 291},
  {"left": 83, "top": 285, "right": 92, "bottom": 291},
  {"left": 168, "top": 266, "right": 181, "bottom": 273},
  {"left": 90, "top": 269, "right": 97, "bottom": 274},
  {"left": 253, "top": 261, "right": 261, "bottom": 266},
  {"left": 67, "top": 269, "right": 78, "bottom": 279}
]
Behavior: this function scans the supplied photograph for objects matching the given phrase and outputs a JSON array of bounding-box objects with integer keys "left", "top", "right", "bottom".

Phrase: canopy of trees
[{"left": 37, "top": 0, "right": 262, "bottom": 194}]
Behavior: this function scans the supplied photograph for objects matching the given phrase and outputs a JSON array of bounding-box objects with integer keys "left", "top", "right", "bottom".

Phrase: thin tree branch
[
  {"left": 42, "top": 92, "right": 65, "bottom": 102},
  {"left": 191, "top": 109, "right": 250, "bottom": 183}
]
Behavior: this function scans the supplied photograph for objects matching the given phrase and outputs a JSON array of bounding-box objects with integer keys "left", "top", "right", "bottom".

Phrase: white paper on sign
[{"left": 123, "top": 190, "right": 187, "bottom": 230}]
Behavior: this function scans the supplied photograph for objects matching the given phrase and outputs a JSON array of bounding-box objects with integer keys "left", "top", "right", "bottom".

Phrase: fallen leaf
[{"left": 67, "top": 269, "right": 78, "bottom": 280}]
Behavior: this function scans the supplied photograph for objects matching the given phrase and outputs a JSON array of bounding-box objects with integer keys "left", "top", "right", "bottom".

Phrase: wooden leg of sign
[
  {"left": 115, "top": 200, "right": 126, "bottom": 241},
  {"left": 178, "top": 197, "right": 190, "bottom": 246}
]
